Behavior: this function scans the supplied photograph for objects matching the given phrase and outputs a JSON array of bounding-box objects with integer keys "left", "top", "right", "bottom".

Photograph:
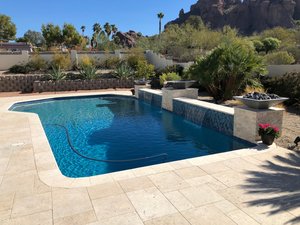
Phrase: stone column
[
  {"left": 134, "top": 84, "right": 150, "bottom": 98},
  {"left": 162, "top": 88, "right": 198, "bottom": 111},
  {"left": 234, "top": 106, "right": 284, "bottom": 143}
]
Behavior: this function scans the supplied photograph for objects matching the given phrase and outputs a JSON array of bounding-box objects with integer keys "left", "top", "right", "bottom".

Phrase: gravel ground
[{"left": 277, "top": 107, "right": 300, "bottom": 150}]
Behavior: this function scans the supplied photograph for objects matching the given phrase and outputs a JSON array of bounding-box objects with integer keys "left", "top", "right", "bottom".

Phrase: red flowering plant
[{"left": 258, "top": 123, "right": 280, "bottom": 138}]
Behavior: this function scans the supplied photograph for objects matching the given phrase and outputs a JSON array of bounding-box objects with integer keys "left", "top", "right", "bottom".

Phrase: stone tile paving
[{"left": 0, "top": 92, "right": 299, "bottom": 225}]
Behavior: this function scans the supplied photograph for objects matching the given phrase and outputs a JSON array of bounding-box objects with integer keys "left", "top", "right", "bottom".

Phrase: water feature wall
[
  {"left": 138, "top": 89, "right": 162, "bottom": 108},
  {"left": 173, "top": 98, "right": 234, "bottom": 136},
  {"left": 138, "top": 88, "right": 234, "bottom": 136}
]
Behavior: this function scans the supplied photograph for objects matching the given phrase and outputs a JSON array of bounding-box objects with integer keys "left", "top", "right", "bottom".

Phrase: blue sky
[{"left": 0, "top": 0, "right": 196, "bottom": 38}]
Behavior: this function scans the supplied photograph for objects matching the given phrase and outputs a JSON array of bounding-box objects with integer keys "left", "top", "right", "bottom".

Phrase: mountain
[{"left": 167, "top": 0, "right": 299, "bottom": 34}]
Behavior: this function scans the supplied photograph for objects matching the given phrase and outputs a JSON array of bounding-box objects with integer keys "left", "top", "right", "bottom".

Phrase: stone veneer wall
[
  {"left": 173, "top": 98, "right": 234, "bottom": 136},
  {"left": 33, "top": 79, "right": 134, "bottom": 92},
  {"left": 0, "top": 75, "right": 43, "bottom": 92},
  {"left": 138, "top": 89, "right": 162, "bottom": 108}
]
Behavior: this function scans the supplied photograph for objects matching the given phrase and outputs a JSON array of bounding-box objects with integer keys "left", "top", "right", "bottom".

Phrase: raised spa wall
[
  {"left": 137, "top": 87, "right": 284, "bottom": 143},
  {"left": 137, "top": 87, "right": 234, "bottom": 136}
]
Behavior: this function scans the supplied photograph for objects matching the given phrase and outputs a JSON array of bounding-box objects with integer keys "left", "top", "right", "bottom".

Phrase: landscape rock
[{"left": 115, "top": 30, "right": 142, "bottom": 48}]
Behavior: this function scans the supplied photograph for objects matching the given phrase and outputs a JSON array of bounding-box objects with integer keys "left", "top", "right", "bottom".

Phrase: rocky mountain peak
[{"left": 167, "top": 0, "right": 298, "bottom": 34}]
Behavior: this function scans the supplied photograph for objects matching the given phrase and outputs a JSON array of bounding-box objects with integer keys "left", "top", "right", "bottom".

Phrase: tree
[
  {"left": 80, "top": 25, "right": 86, "bottom": 36},
  {"left": 93, "top": 23, "right": 101, "bottom": 34},
  {"left": 188, "top": 41, "right": 267, "bottom": 102},
  {"left": 104, "top": 22, "right": 112, "bottom": 37},
  {"left": 20, "top": 30, "right": 45, "bottom": 47},
  {"left": 92, "top": 23, "right": 101, "bottom": 48},
  {"left": 157, "top": 12, "right": 164, "bottom": 35},
  {"left": 111, "top": 24, "right": 118, "bottom": 34},
  {"left": 262, "top": 37, "right": 281, "bottom": 54},
  {"left": 62, "top": 23, "right": 82, "bottom": 48},
  {"left": 41, "top": 24, "right": 63, "bottom": 48},
  {"left": 0, "top": 14, "right": 16, "bottom": 41}
]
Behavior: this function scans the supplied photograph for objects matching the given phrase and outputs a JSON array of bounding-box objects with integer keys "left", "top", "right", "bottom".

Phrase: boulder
[{"left": 115, "top": 30, "right": 142, "bottom": 48}]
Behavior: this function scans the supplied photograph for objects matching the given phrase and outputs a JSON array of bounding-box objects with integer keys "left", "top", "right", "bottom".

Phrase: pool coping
[{"left": 0, "top": 91, "right": 273, "bottom": 188}]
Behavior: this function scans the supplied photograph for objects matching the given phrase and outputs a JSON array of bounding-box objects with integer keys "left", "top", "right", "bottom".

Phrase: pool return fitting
[{"left": 46, "top": 124, "right": 168, "bottom": 163}]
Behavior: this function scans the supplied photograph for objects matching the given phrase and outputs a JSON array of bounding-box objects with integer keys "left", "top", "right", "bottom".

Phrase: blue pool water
[{"left": 11, "top": 95, "right": 254, "bottom": 178}]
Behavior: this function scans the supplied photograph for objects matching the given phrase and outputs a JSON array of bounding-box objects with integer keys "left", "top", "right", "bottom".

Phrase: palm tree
[
  {"left": 104, "top": 22, "right": 112, "bottom": 37},
  {"left": 157, "top": 12, "right": 164, "bottom": 35},
  {"left": 93, "top": 23, "right": 101, "bottom": 34},
  {"left": 80, "top": 25, "right": 86, "bottom": 36},
  {"left": 111, "top": 24, "right": 118, "bottom": 34}
]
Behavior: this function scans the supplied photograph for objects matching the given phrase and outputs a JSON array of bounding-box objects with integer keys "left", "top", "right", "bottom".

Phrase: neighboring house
[{"left": 0, "top": 42, "right": 33, "bottom": 52}]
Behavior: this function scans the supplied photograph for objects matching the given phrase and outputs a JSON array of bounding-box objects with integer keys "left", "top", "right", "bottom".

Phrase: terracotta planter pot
[{"left": 261, "top": 134, "right": 275, "bottom": 145}]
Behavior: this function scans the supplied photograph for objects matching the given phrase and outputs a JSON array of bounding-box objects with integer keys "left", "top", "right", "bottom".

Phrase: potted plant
[{"left": 258, "top": 123, "right": 280, "bottom": 145}]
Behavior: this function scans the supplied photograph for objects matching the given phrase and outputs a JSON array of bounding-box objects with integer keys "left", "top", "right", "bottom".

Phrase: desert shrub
[
  {"left": 262, "top": 73, "right": 300, "bottom": 106},
  {"left": 114, "top": 62, "right": 134, "bottom": 79},
  {"left": 159, "top": 72, "right": 182, "bottom": 85},
  {"left": 126, "top": 48, "right": 146, "bottom": 70},
  {"left": 252, "top": 40, "right": 265, "bottom": 53},
  {"left": 135, "top": 60, "right": 155, "bottom": 79},
  {"left": 79, "top": 65, "right": 98, "bottom": 80},
  {"left": 27, "top": 55, "right": 47, "bottom": 71},
  {"left": 48, "top": 66, "right": 66, "bottom": 81},
  {"left": 264, "top": 51, "right": 295, "bottom": 65},
  {"left": 102, "top": 57, "right": 121, "bottom": 69},
  {"left": 284, "top": 46, "right": 300, "bottom": 63},
  {"left": 126, "top": 54, "right": 146, "bottom": 70},
  {"left": 51, "top": 53, "right": 71, "bottom": 70},
  {"left": 65, "top": 72, "right": 84, "bottom": 80},
  {"left": 188, "top": 41, "right": 266, "bottom": 102},
  {"left": 8, "top": 64, "right": 31, "bottom": 74},
  {"left": 8, "top": 55, "right": 47, "bottom": 74},
  {"left": 157, "top": 65, "right": 185, "bottom": 76},
  {"left": 79, "top": 55, "right": 94, "bottom": 68}
]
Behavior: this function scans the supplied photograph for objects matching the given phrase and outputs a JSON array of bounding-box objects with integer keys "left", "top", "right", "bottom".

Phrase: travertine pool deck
[{"left": 0, "top": 91, "right": 299, "bottom": 225}]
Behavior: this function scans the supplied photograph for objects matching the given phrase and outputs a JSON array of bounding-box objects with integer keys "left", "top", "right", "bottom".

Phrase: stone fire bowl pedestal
[{"left": 233, "top": 106, "right": 284, "bottom": 143}]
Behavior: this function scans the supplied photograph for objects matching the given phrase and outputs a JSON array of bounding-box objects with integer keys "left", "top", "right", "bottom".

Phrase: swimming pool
[{"left": 11, "top": 95, "right": 255, "bottom": 178}]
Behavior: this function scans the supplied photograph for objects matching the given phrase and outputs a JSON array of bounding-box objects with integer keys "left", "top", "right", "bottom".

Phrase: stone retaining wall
[
  {"left": 33, "top": 79, "right": 134, "bottom": 92},
  {"left": 0, "top": 75, "right": 43, "bottom": 92}
]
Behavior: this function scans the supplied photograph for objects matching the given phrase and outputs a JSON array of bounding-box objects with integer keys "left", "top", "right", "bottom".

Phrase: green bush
[
  {"left": 135, "top": 60, "right": 155, "bottom": 79},
  {"left": 79, "top": 65, "right": 98, "bottom": 80},
  {"left": 262, "top": 73, "right": 300, "bottom": 107},
  {"left": 157, "top": 65, "right": 184, "bottom": 76},
  {"left": 126, "top": 54, "right": 145, "bottom": 70},
  {"left": 51, "top": 53, "right": 71, "bottom": 71},
  {"left": 159, "top": 72, "right": 181, "bottom": 85},
  {"left": 114, "top": 62, "right": 134, "bottom": 79},
  {"left": 48, "top": 66, "right": 66, "bottom": 81},
  {"left": 9, "top": 64, "right": 31, "bottom": 74},
  {"left": 188, "top": 41, "right": 266, "bottom": 102},
  {"left": 252, "top": 40, "right": 265, "bottom": 53},
  {"left": 264, "top": 51, "right": 295, "bottom": 65}
]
